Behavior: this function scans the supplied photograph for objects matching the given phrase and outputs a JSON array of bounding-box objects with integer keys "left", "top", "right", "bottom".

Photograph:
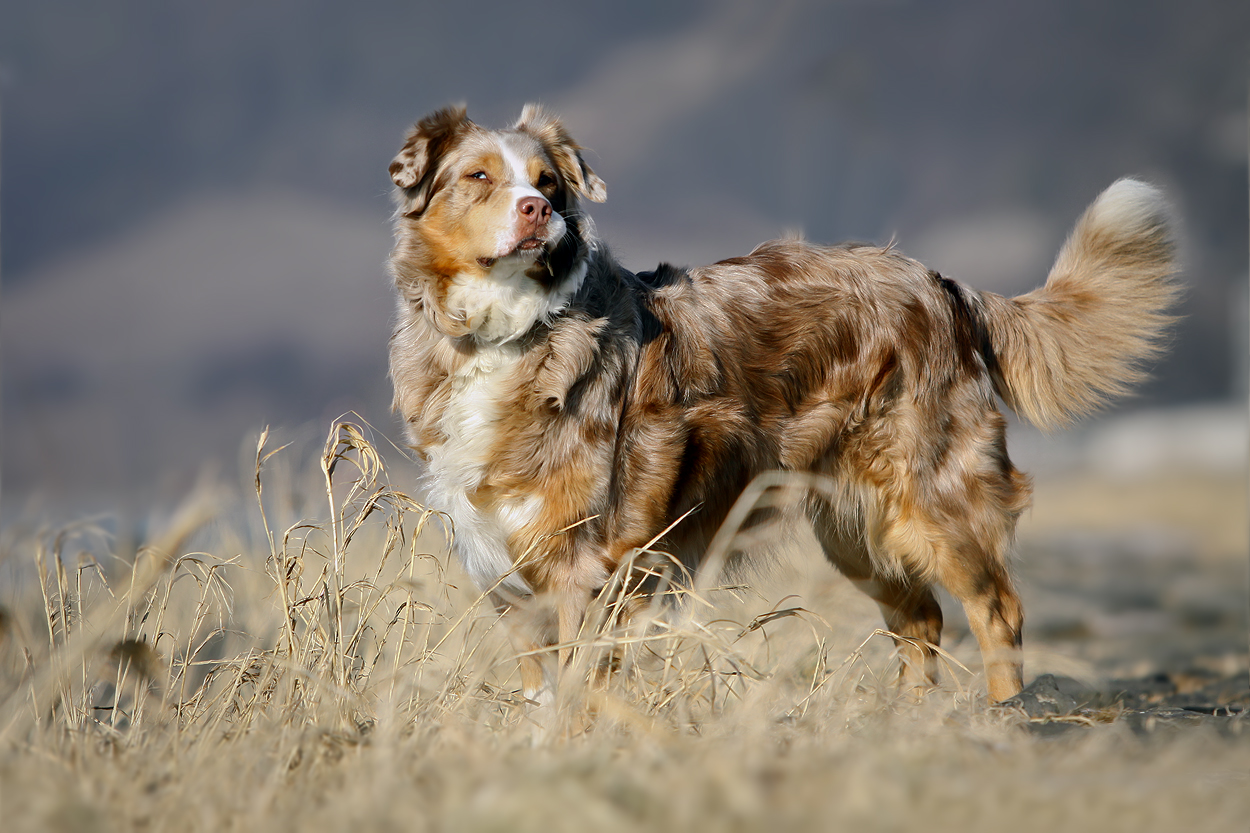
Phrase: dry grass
[{"left": 0, "top": 420, "right": 1245, "bottom": 832}]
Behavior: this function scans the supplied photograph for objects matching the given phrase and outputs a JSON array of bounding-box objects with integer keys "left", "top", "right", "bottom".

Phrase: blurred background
[{"left": 0, "top": 0, "right": 1246, "bottom": 520}]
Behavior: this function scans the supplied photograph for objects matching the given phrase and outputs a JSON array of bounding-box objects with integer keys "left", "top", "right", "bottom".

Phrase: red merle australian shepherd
[{"left": 387, "top": 104, "right": 1177, "bottom": 705}]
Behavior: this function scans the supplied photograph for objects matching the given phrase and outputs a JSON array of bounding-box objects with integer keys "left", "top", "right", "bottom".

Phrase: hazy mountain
[{"left": 1, "top": 0, "right": 1246, "bottom": 502}]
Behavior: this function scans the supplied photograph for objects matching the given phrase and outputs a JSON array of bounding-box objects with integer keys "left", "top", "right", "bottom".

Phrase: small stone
[{"left": 1000, "top": 674, "right": 1085, "bottom": 718}]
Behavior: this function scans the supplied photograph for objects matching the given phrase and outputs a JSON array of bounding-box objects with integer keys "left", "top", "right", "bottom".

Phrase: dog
[{"left": 386, "top": 104, "right": 1177, "bottom": 704}]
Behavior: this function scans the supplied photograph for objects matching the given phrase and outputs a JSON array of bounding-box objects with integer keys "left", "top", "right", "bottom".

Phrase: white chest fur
[
  {"left": 422, "top": 342, "right": 542, "bottom": 596},
  {"left": 443, "top": 257, "right": 588, "bottom": 344}
]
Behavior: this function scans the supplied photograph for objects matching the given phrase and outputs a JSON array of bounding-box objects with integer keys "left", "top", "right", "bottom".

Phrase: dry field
[{"left": 0, "top": 420, "right": 1245, "bottom": 832}]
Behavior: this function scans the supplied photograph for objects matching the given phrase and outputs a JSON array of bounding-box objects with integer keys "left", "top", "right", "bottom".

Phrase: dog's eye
[
  {"left": 536, "top": 171, "right": 556, "bottom": 189},
  {"left": 466, "top": 171, "right": 489, "bottom": 182}
]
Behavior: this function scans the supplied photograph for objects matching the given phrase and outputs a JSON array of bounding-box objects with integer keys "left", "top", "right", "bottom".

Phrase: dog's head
[{"left": 389, "top": 105, "right": 607, "bottom": 341}]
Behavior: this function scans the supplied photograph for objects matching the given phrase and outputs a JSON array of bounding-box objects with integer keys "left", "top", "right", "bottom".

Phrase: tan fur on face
[{"left": 388, "top": 106, "right": 1178, "bottom": 704}]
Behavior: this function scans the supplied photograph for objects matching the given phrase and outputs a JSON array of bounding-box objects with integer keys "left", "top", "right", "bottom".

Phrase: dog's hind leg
[
  {"left": 839, "top": 438, "right": 1030, "bottom": 703},
  {"left": 807, "top": 504, "right": 945, "bottom": 694},
  {"left": 936, "top": 554, "right": 1024, "bottom": 702},
  {"left": 859, "top": 574, "right": 945, "bottom": 695},
  {"left": 919, "top": 432, "right": 1030, "bottom": 702}
]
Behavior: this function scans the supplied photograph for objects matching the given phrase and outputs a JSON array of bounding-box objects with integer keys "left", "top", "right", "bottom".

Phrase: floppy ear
[
  {"left": 390, "top": 104, "right": 471, "bottom": 216},
  {"left": 515, "top": 103, "right": 607, "bottom": 203}
]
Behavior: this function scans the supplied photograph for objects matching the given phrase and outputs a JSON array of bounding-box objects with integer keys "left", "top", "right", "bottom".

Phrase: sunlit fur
[{"left": 387, "top": 105, "right": 1178, "bottom": 704}]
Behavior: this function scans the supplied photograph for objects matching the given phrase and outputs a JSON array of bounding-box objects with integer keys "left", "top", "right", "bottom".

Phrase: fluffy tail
[{"left": 974, "top": 178, "right": 1180, "bottom": 430}]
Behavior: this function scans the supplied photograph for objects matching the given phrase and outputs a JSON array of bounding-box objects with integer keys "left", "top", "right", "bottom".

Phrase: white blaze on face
[
  {"left": 491, "top": 136, "right": 566, "bottom": 258},
  {"left": 500, "top": 139, "right": 546, "bottom": 202}
]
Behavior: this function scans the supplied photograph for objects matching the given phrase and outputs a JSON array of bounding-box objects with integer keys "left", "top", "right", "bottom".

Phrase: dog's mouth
[{"left": 477, "top": 237, "right": 548, "bottom": 269}]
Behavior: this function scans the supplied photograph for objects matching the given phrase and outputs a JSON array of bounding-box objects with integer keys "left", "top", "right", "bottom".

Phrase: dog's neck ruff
[{"left": 442, "top": 233, "right": 594, "bottom": 346}]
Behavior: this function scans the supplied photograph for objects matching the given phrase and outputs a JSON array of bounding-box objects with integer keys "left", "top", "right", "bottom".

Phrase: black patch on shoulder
[
  {"left": 633, "top": 264, "right": 688, "bottom": 344},
  {"left": 636, "top": 263, "right": 687, "bottom": 289}
]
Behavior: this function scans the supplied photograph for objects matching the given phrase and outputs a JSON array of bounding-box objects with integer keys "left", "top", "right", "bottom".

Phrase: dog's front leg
[
  {"left": 504, "top": 586, "right": 590, "bottom": 739},
  {"left": 493, "top": 593, "right": 557, "bottom": 710},
  {"left": 555, "top": 585, "right": 591, "bottom": 673},
  {"left": 516, "top": 645, "right": 553, "bottom": 710},
  {"left": 497, "top": 584, "right": 591, "bottom": 714}
]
